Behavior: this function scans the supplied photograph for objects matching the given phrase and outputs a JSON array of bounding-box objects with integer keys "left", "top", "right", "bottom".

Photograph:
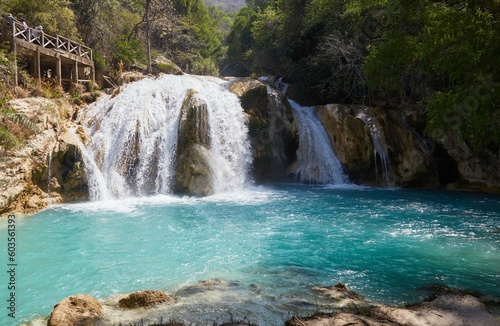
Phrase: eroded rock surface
[
  {"left": 118, "top": 290, "right": 175, "bottom": 309},
  {"left": 0, "top": 98, "right": 89, "bottom": 214},
  {"left": 47, "top": 294, "right": 102, "bottom": 326}
]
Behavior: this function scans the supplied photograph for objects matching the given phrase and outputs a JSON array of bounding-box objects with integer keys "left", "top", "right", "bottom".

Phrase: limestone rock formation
[
  {"left": 316, "top": 104, "right": 440, "bottom": 188},
  {"left": 152, "top": 55, "right": 183, "bottom": 75},
  {"left": 287, "top": 285, "right": 500, "bottom": 326},
  {"left": 173, "top": 90, "right": 214, "bottom": 195},
  {"left": 118, "top": 290, "right": 175, "bottom": 309},
  {"left": 432, "top": 127, "right": 500, "bottom": 193},
  {"left": 0, "top": 98, "right": 89, "bottom": 214},
  {"left": 228, "top": 78, "right": 298, "bottom": 183},
  {"left": 315, "top": 104, "right": 374, "bottom": 184},
  {"left": 174, "top": 144, "right": 214, "bottom": 196},
  {"left": 47, "top": 294, "right": 102, "bottom": 326}
]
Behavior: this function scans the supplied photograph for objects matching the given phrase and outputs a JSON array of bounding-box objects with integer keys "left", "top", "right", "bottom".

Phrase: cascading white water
[
  {"left": 356, "top": 107, "right": 391, "bottom": 186},
  {"left": 79, "top": 74, "right": 251, "bottom": 200},
  {"left": 289, "top": 100, "right": 347, "bottom": 184},
  {"left": 70, "top": 129, "right": 110, "bottom": 201}
]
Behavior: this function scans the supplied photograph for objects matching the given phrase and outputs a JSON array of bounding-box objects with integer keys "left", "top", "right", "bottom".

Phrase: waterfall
[
  {"left": 46, "top": 150, "right": 52, "bottom": 200},
  {"left": 79, "top": 75, "right": 251, "bottom": 200},
  {"left": 70, "top": 129, "right": 110, "bottom": 201},
  {"left": 289, "top": 100, "right": 347, "bottom": 184},
  {"left": 356, "top": 107, "right": 391, "bottom": 186}
]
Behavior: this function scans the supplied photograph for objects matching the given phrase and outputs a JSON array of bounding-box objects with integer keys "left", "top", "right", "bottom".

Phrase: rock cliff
[
  {"left": 0, "top": 98, "right": 89, "bottom": 214},
  {"left": 228, "top": 78, "right": 298, "bottom": 183},
  {"left": 315, "top": 104, "right": 440, "bottom": 187}
]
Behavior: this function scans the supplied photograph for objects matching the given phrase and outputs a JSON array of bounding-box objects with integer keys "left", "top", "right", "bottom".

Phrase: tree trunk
[{"left": 146, "top": 0, "right": 152, "bottom": 74}]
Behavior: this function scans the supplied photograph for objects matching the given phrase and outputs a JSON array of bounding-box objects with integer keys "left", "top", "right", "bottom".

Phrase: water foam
[{"left": 79, "top": 75, "right": 251, "bottom": 200}]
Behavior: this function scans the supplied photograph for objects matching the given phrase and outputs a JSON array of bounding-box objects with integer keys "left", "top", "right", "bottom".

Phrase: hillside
[{"left": 202, "top": 0, "right": 246, "bottom": 12}]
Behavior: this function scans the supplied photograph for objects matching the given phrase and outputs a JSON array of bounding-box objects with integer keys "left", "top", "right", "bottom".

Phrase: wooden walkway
[{"left": 1, "top": 19, "right": 95, "bottom": 85}]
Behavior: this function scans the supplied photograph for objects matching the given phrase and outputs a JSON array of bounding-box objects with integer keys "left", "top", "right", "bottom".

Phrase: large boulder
[
  {"left": 174, "top": 144, "right": 214, "bottom": 196},
  {"left": 430, "top": 125, "right": 500, "bottom": 193},
  {"left": 47, "top": 294, "right": 102, "bottom": 326},
  {"left": 118, "top": 290, "right": 175, "bottom": 309},
  {"left": 152, "top": 55, "right": 183, "bottom": 75},
  {"left": 173, "top": 90, "right": 213, "bottom": 195}
]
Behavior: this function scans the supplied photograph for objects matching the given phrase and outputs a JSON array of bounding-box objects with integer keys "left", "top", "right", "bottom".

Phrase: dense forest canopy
[{"left": 0, "top": 0, "right": 498, "bottom": 155}]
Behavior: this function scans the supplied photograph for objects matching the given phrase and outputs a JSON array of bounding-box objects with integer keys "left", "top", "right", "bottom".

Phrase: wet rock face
[
  {"left": 118, "top": 290, "right": 175, "bottom": 309},
  {"left": 173, "top": 90, "right": 214, "bottom": 196},
  {"left": 174, "top": 144, "right": 214, "bottom": 196},
  {"left": 228, "top": 78, "right": 298, "bottom": 183},
  {"left": 47, "top": 294, "right": 102, "bottom": 326},
  {"left": 316, "top": 104, "right": 440, "bottom": 188},
  {"left": 431, "top": 126, "right": 500, "bottom": 194},
  {"left": 315, "top": 104, "right": 374, "bottom": 184}
]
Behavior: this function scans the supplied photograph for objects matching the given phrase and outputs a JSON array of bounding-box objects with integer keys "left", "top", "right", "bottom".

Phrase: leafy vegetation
[
  {"left": 1, "top": 0, "right": 499, "bottom": 154},
  {"left": 224, "top": 0, "right": 499, "bottom": 153}
]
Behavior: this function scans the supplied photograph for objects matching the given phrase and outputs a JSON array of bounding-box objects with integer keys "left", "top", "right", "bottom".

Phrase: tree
[{"left": 9, "top": 0, "right": 79, "bottom": 39}]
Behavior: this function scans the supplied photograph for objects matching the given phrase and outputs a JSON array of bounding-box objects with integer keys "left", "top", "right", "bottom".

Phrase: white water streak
[
  {"left": 70, "top": 128, "right": 110, "bottom": 201},
  {"left": 289, "top": 100, "right": 347, "bottom": 184},
  {"left": 356, "top": 107, "right": 391, "bottom": 186}
]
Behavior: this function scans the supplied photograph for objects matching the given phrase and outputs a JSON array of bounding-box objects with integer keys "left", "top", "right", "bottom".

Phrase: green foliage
[
  {"left": 8, "top": 0, "right": 79, "bottom": 39},
  {"left": 0, "top": 105, "right": 39, "bottom": 152},
  {"left": 114, "top": 36, "right": 147, "bottom": 67},
  {"left": 426, "top": 82, "right": 500, "bottom": 153},
  {"left": 364, "top": 33, "right": 421, "bottom": 98},
  {"left": 0, "top": 126, "right": 20, "bottom": 150},
  {"left": 225, "top": 6, "right": 256, "bottom": 75},
  {"left": 361, "top": 1, "right": 500, "bottom": 152}
]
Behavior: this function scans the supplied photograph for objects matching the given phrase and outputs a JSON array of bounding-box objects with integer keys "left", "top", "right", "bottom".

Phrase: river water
[{"left": 1, "top": 185, "right": 499, "bottom": 325}]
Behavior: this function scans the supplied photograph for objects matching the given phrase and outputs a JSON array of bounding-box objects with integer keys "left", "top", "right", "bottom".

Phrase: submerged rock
[
  {"left": 47, "top": 294, "right": 102, "bottom": 326},
  {"left": 118, "top": 290, "right": 175, "bottom": 309}
]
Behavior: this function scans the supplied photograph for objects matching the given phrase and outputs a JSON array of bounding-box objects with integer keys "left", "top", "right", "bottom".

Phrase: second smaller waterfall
[
  {"left": 289, "top": 100, "right": 347, "bottom": 185},
  {"left": 356, "top": 107, "right": 391, "bottom": 186}
]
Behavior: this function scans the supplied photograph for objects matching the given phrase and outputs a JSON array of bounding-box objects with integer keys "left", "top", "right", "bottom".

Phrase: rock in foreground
[
  {"left": 47, "top": 294, "right": 102, "bottom": 326},
  {"left": 287, "top": 293, "right": 500, "bottom": 326},
  {"left": 118, "top": 290, "right": 175, "bottom": 309}
]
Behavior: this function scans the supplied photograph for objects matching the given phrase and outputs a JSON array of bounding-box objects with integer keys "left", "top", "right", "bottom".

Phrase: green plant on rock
[{"left": 0, "top": 105, "right": 40, "bottom": 152}]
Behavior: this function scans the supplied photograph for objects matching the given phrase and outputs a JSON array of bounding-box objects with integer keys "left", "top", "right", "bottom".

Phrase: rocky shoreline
[{"left": 27, "top": 280, "right": 499, "bottom": 326}]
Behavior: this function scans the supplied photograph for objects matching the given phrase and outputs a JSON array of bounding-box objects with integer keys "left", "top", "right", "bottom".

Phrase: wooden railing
[{"left": 7, "top": 20, "right": 92, "bottom": 62}]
